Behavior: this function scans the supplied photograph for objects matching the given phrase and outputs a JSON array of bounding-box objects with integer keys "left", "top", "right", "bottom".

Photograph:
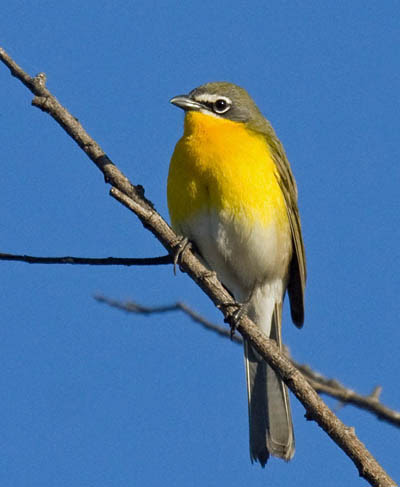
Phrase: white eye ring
[{"left": 213, "top": 98, "right": 231, "bottom": 114}]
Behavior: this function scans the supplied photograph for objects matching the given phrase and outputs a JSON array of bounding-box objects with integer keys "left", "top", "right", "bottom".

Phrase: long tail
[{"left": 244, "top": 302, "right": 294, "bottom": 467}]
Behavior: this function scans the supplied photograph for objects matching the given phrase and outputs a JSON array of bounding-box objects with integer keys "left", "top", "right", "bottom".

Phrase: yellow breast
[{"left": 167, "top": 111, "right": 288, "bottom": 231}]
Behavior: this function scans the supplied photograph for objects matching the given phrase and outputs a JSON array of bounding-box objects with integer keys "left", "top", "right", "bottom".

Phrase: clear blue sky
[{"left": 1, "top": 1, "right": 399, "bottom": 485}]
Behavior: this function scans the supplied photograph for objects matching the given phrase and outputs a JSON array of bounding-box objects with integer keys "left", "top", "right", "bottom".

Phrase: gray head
[{"left": 170, "top": 81, "right": 270, "bottom": 133}]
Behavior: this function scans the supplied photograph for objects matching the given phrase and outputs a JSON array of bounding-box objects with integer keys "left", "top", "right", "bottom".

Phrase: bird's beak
[{"left": 170, "top": 95, "right": 203, "bottom": 111}]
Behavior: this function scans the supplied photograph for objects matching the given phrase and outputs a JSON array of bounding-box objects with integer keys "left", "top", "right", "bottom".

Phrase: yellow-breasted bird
[{"left": 167, "top": 82, "right": 306, "bottom": 466}]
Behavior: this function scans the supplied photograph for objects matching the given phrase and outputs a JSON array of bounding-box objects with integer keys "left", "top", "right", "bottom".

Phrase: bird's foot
[
  {"left": 220, "top": 286, "right": 256, "bottom": 338},
  {"left": 221, "top": 301, "right": 249, "bottom": 339},
  {"left": 172, "top": 237, "right": 191, "bottom": 275}
]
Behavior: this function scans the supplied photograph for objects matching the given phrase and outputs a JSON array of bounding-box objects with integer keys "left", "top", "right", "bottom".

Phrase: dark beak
[{"left": 170, "top": 95, "right": 203, "bottom": 111}]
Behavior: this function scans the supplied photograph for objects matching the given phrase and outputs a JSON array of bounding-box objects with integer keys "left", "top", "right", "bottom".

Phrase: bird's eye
[{"left": 213, "top": 98, "right": 231, "bottom": 114}]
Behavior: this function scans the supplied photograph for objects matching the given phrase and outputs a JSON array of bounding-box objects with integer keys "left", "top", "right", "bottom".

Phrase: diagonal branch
[
  {"left": 0, "top": 252, "right": 172, "bottom": 266},
  {"left": 96, "top": 295, "right": 400, "bottom": 429},
  {"left": 0, "top": 47, "right": 396, "bottom": 487}
]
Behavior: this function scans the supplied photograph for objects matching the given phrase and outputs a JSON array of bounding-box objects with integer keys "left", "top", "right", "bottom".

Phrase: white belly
[{"left": 177, "top": 209, "right": 292, "bottom": 305}]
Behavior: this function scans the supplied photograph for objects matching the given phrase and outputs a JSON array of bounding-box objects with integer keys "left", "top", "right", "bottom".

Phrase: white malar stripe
[{"left": 198, "top": 108, "right": 222, "bottom": 119}]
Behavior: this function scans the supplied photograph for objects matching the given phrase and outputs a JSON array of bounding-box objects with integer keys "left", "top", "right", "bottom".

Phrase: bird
[{"left": 167, "top": 82, "right": 306, "bottom": 467}]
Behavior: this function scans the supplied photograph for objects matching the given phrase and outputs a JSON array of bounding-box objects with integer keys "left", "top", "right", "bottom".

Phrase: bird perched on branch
[{"left": 167, "top": 82, "right": 306, "bottom": 466}]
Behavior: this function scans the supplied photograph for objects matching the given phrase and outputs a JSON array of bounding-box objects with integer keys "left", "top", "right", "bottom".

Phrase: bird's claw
[
  {"left": 172, "top": 237, "right": 191, "bottom": 275},
  {"left": 222, "top": 301, "right": 247, "bottom": 339}
]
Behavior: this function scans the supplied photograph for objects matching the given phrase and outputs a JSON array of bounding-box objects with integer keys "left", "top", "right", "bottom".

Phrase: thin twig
[
  {"left": 96, "top": 295, "right": 400, "bottom": 428},
  {"left": 0, "top": 252, "right": 172, "bottom": 266},
  {"left": 297, "top": 371, "right": 400, "bottom": 427},
  {"left": 1, "top": 47, "right": 396, "bottom": 486},
  {"left": 95, "top": 295, "right": 243, "bottom": 343}
]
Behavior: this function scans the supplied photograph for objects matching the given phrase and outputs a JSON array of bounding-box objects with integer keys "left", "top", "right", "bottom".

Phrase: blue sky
[{"left": 1, "top": 1, "right": 399, "bottom": 485}]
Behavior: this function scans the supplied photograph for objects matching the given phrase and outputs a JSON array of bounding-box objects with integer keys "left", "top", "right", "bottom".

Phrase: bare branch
[
  {"left": 0, "top": 252, "right": 172, "bottom": 266},
  {"left": 297, "top": 369, "right": 400, "bottom": 428},
  {"left": 97, "top": 295, "right": 400, "bottom": 429},
  {"left": 0, "top": 47, "right": 152, "bottom": 214},
  {"left": 95, "top": 295, "right": 242, "bottom": 344},
  {"left": 1, "top": 47, "right": 396, "bottom": 486}
]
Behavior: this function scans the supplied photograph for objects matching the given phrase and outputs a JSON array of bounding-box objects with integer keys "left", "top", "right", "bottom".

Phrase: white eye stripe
[{"left": 194, "top": 93, "right": 232, "bottom": 105}]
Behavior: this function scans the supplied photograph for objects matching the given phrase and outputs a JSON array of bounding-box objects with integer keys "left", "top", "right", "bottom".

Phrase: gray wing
[{"left": 267, "top": 133, "right": 306, "bottom": 327}]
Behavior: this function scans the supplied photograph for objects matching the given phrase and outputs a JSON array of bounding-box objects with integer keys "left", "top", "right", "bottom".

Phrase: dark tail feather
[{"left": 244, "top": 303, "right": 294, "bottom": 466}]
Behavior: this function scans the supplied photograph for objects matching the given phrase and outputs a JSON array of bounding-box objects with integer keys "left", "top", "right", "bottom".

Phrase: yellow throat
[{"left": 168, "top": 111, "right": 288, "bottom": 230}]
